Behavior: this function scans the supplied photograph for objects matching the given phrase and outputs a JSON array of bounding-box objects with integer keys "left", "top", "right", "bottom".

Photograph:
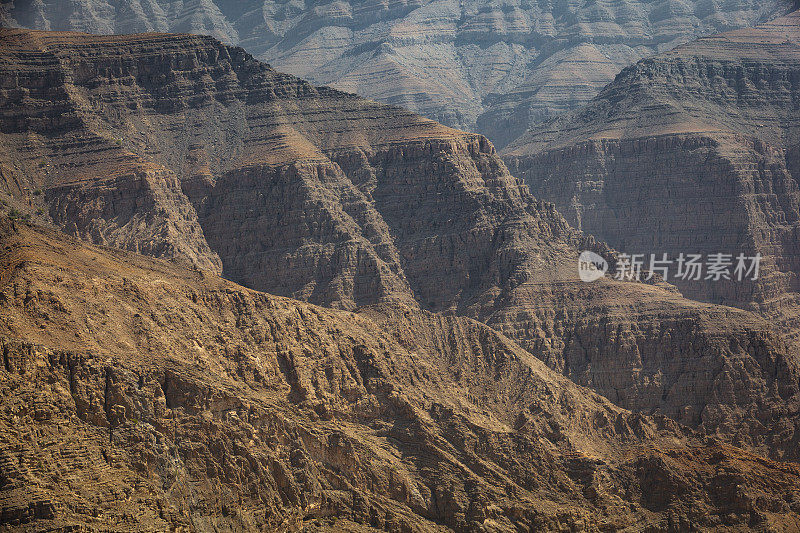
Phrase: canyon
[
  {"left": 1, "top": 23, "right": 800, "bottom": 531},
  {"left": 1, "top": 0, "right": 795, "bottom": 148},
  {"left": 3, "top": 199, "right": 800, "bottom": 530}
]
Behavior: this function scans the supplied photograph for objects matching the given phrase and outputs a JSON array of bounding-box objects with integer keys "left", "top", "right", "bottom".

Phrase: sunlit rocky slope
[
  {"left": 4, "top": 218, "right": 800, "bottom": 530},
  {"left": 2, "top": 27, "right": 800, "bottom": 458},
  {"left": 1, "top": 27, "right": 800, "bottom": 530}
]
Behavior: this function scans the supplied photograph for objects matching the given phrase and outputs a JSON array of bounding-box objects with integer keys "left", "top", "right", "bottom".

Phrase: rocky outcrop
[
  {"left": 0, "top": 29, "right": 478, "bottom": 309},
  {"left": 2, "top": 28, "right": 800, "bottom": 465},
  {"left": 0, "top": 31, "right": 224, "bottom": 272},
  {"left": 2, "top": 0, "right": 794, "bottom": 147},
  {"left": 504, "top": 11, "right": 800, "bottom": 348},
  {"left": 3, "top": 219, "right": 800, "bottom": 531}
]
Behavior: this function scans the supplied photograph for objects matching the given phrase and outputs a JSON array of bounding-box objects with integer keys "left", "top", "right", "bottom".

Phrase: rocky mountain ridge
[
  {"left": 2, "top": 28, "right": 800, "bottom": 472},
  {"left": 503, "top": 11, "right": 800, "bottom": 347},
  {"left": 4, "top": 218, "right": 800, "bottom": 530},
  {"left": 1, "top": 0, "right": 795, "bottom": 148}
]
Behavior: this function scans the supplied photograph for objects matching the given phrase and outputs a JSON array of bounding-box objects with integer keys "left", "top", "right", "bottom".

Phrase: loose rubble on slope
[{"left": 0, "top": 22, "right": 799, "bottom": 532}]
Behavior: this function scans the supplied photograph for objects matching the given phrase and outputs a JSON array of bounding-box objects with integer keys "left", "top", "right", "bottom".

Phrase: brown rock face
[
  {"left": 504, "top": 12, "right": 800, "bottom": 346},
  {"left": 1, "top": 27, "right": 800, "bottom": 483},
  {"left": 3, "top": 219, "right": 800, "bottom": 531},
  {"left": 0, "top": 31, "right": 224, "bottom": 273},
  {"left": 0, "top": 29, "right": 473, "bottom": 309},
  {"left": 2, "top": 0, "right": 794, "bottom": 148}
]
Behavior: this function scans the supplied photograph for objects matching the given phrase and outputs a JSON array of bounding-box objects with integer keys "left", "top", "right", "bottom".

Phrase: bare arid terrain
[
  {"left": 1, "top": 0, "right": 795, "bottom": 147},
  {"left": 3, "top": 195, "right": 800, "bottom": 531},
  {"left": 0, "top": 13, "right": 800, "bottom": 533},
  {"left": 504, "top": 11, "right": 800, "bottom": 349}
]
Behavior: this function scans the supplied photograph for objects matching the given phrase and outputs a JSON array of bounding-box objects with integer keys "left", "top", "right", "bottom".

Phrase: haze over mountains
[
  {"left": 504, "top": 11, "right": 800, "bottom": 346},
  {"left": 1, "top": 0, "right": 795, "bottom": 148},
  {"left": 1, "top": 2, "right": 800, "bottom": 531},
  {"left": 1, "top": 22, "right": 800, "bottom": 529}
]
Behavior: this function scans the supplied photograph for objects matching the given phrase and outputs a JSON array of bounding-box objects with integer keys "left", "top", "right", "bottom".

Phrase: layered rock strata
[
  {"left": 1, "top": 0, "right": 794, "bottom": 147},
  {"left": 504, "top": 11, "right": 800, "bottom": 347},
  {"left": 1, "top": 29, "right": 799, "bottom": 466},
  {"left": 3, "top": 219, "right": 800, "bottom": 530}
]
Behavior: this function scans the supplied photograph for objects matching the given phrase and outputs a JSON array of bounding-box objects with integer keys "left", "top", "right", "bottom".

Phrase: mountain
[
  {"left": 503, "top": 11, "right": 800, "bottom": 347},
  {"left": 5, "top": 218, "right": 800, "bottom": 530},
  {"left": 2, "top": 27, "right": 800, "bottom": 472},
  {"left": 1, "top": 0, "right": 795, "bottom": 148}
]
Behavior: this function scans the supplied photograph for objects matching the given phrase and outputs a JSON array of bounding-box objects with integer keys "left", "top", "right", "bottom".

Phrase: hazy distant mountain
[
  {"left": 1, "top": 0, "right": 795, "bottom": 147},
  {"left": 504, "top": 11, "right": 800, "bottom": 346}
]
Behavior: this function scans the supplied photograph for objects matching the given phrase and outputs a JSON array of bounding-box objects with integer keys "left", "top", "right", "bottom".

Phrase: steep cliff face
[
  {"left": 3, "top": 219, "right": 800, "bottom": 531},
  {"left": 0, "top": 28, "right": 582, "bottom": 315},
  {"left": 2, "top": 0, "right": 794, "bottom": 147},
  {"left": 0, "top": 31, "right": 225, "bottom": 272},
  {"left": 0, "top": 29, "right": 456, "bottom": 309},
  {"left": 2, "top": 29, "right": 800, "bottom": 466},
  {"left": 505, "top": 11, "right": 800, "bottom": 346}
]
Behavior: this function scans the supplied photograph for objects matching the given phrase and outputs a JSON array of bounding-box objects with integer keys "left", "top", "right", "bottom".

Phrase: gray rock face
[
  {"left": 1, "top": 0, "right": 794, "bottom": 147},
  {"left": 504, "top": 12, "right": 800, "bottom": 347}
]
